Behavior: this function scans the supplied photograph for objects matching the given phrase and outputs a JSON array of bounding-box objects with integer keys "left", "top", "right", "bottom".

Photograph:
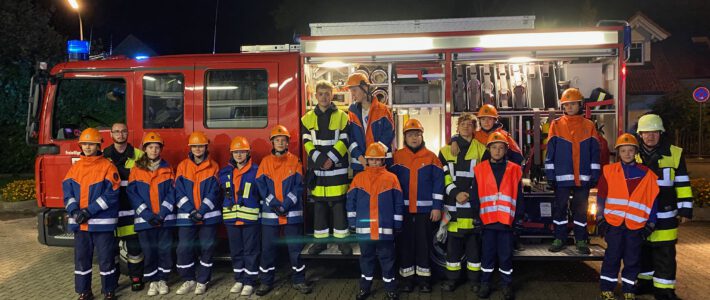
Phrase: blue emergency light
[
  {"left": 67, "top": 40, "right": 90, "bottom": 61},
  {"left": 135, "top": 54, "right": 149, "bottom": 60}
]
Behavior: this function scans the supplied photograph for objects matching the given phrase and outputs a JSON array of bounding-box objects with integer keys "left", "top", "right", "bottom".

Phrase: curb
[{"left": 0, "top": 200, "right": 40, "bottom": 213}]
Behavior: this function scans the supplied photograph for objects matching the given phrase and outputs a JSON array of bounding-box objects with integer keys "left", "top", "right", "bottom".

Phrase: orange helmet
[
  {"left": 486, "top": 131, "right": 509, "bottom": 147},
  {"left": 142, "top": 132, "right": 164, "bottom": 148},
  {"left": 560, "top": 88, "right": 584, "bottom": 105},
  {"left": 615, "top": 133, "right": 639, "bottom": 149},
  {"left": 188, "top": 131, "right": 209, "bottom": 146},
  {"left": 478, "top": 104, "right": 499, "bottom": 119},
  {"left": 403, "top": 119, "right": 424, "bottom": 134},
  {"left": 78, "top": 128, "right": 102, "bottom": 144},
  {"left": 346, "top": 73, "right": 370, "bottom": 87},
  {"left": 230, "top": 136, "right": 251, "bottom": 152},
  {"left": 364, "top": 142, "right": 387, "bottom": 159},
  {"left": 270, "top": 125, "right": 291, "bottom": 140}
]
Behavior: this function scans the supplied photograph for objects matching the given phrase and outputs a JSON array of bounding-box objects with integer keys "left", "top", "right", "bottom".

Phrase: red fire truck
[{"left": 27, "top": 16, "right": 629, "bottom": 264}]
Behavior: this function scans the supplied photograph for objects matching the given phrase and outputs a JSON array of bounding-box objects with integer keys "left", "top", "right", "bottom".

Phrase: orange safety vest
[
  {"left": 474, "top": 161, "right": 522, "bottom": 226},
  {"left": 602, "top": 163, "right": 659, "bottom": 230}
]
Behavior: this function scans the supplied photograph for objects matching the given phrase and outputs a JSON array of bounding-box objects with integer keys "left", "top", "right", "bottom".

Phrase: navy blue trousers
[
  {"left": 397, "top": 213, "right": 433, "bottom": 283},
  {"left": 137, "top": 227, "right": 173, "bottom": 282},
  {"left": 553, "top": 186, "right": 590, "bottom": 241},
  {"left": 226, "top": 224, "right": 261, "bottom": 286},
  {"left": 600, "top": 225, "right": 643, "bottom": 293},
  {"left": 481, "top": 228, "right": 514, "bottom": 285},
  {"left": 74, "top": 231, "right": 118, "bottom": 294},
  {"left": 176, "top": 225, "right": 217, "bottom": 284},
  {"left": 359, "top": 239, "right": 396, "bottom": 292},
  {"left": 260, "top": 224, "right": 305, "bottom": 285}
]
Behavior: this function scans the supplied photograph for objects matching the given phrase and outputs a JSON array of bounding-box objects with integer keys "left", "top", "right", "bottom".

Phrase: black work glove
[
  {"left": 271, "top": 205, "right": 287, "bottom": 217},
  {"left": 74, "top": 209, "right": 91, "bottom": 224},
  {"left": 596, "top": 217, "right": 609, "bottom": 237},
  {"left": 189, "top": 210, "right": 204, "bottom": 222},
  {"left": 640, "top": 223, "right": 655, "bottom": 240},
  {"left": 148, "top": 214, "right": 163, "bottom": 227},
  {"left": 473, "top": 218, "right": 483, "bottom": 234}
]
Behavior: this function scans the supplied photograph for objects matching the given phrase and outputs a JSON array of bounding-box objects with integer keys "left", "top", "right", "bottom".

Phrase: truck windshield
[{"left": 52, "top": 78, "right": 126, "bottom": 140}]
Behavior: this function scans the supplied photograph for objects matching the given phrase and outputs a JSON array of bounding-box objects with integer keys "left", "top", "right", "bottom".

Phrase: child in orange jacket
[{"left": 63, "top": 128, "right": 121, "bottom": 300}]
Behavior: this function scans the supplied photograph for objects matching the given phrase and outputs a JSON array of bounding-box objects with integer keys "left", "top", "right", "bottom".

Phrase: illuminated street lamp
[{"left": 67, "top": 0, "right": 83, "bottom": 41}]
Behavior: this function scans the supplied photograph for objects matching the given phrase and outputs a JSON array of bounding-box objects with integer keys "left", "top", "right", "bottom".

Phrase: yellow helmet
[{"left": 636, "top": 114, "right": 665, "bottom": 133}]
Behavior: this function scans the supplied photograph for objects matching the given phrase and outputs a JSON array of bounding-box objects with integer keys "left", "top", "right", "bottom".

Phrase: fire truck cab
[{"left": 28, "top": 16, "right": 628, "bottom": 264}]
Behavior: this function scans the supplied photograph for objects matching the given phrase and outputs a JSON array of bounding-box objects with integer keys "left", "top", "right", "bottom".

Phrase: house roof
[
  {"left": 626, "top": 12, "right": 710, "bottom": 95},
  {"left": 629, "top": 11, "right": 671, "bottom": 41}
]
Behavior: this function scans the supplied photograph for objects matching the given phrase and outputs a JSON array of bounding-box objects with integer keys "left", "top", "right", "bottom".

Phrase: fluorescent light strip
[
  {"left": 313, "top": 37, "right": 434, "bottom": 53},
  {"left": 304, "top": 31, "right": 617, "bottom": 54},
  {"left": 478, "top": 31, "right": 610, "bottom": 48},
  {"left": 206, "top": 86, "right": 238, "bottom": 90}
]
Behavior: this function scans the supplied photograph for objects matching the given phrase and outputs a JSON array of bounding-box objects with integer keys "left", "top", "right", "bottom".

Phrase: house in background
[{"left": 625, "top": 12, "right": 710, "bottom": 134}]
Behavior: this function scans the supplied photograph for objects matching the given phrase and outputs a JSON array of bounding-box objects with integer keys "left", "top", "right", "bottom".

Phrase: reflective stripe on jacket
[
  {"left": 63, "top": 155, "right": 121, "bottom": 232},
  {"left": 301, "top": 104, "right": 350, "bottom": 201},
  {"left": 475, "top": 160, "right": 522, "bottom": 226},
  {"left": 636, "top": 143, "right": 691, "bottom": 243},
  {"left": 256, "top": 152, "right": 304, "bottom": 226},
  {"left": 219, "top": 159, "right": 260, "bottom": 225},
  {"left": 438, "top": 139, "right": 486, "bottom": 235},
  {"left": 104, "top": 144, "right": 143, "bottom": 237},
  {"left": 545, "top": 115, "right": 600, "bottom": 187},
  {"left": 391, "top": 146, "right": 444, "bottom": 214},
  {"left": 600, "top": 162, "right": 659, "bottom": 230},
  {"left": 175, "top": 155, "right": 221, "bottom": 226},
  {"left": 126, "top": 159, "right": 176, "bottom": 230},
  {"left": 348, "top": 97, "right": 395, "bottom": 171},
  {"left": 346, "top": 166, "right": 404, "bottom": 240}
]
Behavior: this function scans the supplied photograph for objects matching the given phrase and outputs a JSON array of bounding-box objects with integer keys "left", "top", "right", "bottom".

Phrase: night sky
[{"left": 45, "top": 0, "right": 710, "bottom": 56}]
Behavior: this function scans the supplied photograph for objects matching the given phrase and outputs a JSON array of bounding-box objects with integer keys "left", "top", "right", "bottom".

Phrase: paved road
[{"left": 0, "top": 216, "right": 707, "bottom": 299}]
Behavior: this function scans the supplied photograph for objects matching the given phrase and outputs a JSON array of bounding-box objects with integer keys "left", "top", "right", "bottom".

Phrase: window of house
[{"left": 628, "top": 42, "right": 644, "bottom": 65}]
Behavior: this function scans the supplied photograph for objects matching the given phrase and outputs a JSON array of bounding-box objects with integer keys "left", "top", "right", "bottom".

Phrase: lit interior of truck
[{"left": 303, "top": 52, "right": 620, "bottom": 194}]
